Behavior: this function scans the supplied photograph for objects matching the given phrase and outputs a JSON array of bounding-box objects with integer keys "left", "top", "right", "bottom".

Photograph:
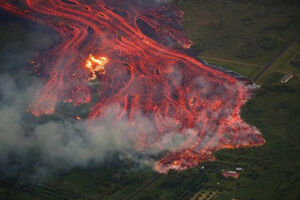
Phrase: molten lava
[
  {"left": 85, "top": 54, "right": 109, "bottom": 80},
  {"left": 0, "top": 0, "right": 265, "bottom": 173}
]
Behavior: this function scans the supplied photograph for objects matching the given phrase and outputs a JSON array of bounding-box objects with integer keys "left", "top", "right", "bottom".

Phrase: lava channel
[{"left": 0, "top": 0, "right": 265, "bottom": 173}]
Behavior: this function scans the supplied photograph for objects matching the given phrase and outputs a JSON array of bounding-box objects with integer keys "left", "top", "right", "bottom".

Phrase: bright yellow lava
[{"left": 85, "top": 54, "right": 109, "bottom": 80}]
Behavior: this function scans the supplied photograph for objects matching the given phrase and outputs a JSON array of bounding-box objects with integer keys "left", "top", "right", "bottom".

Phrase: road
[
  {"left": 252, "top": 33, "right": 300, "bottom": 82},
  {"left": 123, "top": 174, "right": 163, "bottom": 200}
]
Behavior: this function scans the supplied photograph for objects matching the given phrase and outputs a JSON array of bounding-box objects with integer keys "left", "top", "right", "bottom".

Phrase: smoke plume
[{"left": 0, "top": 73, "right": 193, "bottom": 180}]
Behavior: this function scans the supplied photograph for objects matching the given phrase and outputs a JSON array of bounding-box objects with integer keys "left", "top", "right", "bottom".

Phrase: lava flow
[{"left": 0, "top": 0, "right": 265, "bottom": 173}]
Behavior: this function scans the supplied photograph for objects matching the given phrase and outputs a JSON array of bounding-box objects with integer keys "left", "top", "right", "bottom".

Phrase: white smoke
[{"left": 0, "top": 74, "right": 193, "bottom": 179}]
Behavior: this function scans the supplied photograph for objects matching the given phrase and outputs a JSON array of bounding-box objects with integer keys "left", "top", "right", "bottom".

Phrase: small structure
[
  {"left": 222, "top": 171, "right": 239, "bottom": 179},
  {"left": 236, "top": 167, "right": 243, "bottom": 171},
  {"left": 281, "top": 73, "right": 293, "bottom": 83}
]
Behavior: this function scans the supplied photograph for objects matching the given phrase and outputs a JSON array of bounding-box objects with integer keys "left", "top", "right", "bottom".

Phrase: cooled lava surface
[{"left": 0, "top": 0, "right": 265, "bottom": 173}]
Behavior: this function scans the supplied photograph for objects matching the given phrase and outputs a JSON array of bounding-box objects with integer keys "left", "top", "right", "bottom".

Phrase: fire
[
  {"left": 0, "top": 0, "right": 265, "bottom": 173},
  {"left": 76, "top": 115, "right": 82, "bottom": 120},
  {"left": 85, "top": 54, "right": 109, "bottom": 80}
]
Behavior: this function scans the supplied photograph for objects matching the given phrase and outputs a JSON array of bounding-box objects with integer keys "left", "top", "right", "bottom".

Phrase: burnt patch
[
  {"left": 113, "top": 9, "right": 128, "bottom": 18},
  {"left": 136, "top": 18, "right": 157, "bottom": 40},
  {"left": 61, "top": 0, "right": 77, "bottom": 5},
  {"left": 78, "top": 26, "right": 95, "bottom": 50}
]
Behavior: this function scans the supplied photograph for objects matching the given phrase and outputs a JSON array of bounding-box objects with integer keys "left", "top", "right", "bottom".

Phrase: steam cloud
[{"left": 0, "top": 74, "right": 193, "bottom": 180}]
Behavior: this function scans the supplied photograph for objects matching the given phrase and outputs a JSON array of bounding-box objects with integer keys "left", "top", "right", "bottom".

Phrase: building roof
[
  {"left": 281, "top": 72, "right": 293, "bottom": 83},
  {"left": 222, "top": 171, "right": 240, "bottom": 179}
]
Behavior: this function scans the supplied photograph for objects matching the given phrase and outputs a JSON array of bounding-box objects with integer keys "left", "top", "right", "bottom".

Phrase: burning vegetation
[{"left": 0, "top": 0, "right": 265, "bottom": 173}]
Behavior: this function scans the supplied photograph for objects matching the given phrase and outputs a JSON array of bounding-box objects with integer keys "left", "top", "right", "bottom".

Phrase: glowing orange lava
[
  {"left": 85, "top": 54, "right": 109, "bottom": 80},
  {"left": 0, "top": 0, "right": 265, "bottom": 173}
]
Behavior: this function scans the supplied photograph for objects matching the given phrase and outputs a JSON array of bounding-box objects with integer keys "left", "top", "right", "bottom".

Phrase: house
[
  {"left": 222, "top": 171, "right": 240, "bottom": 179},
  {"left": 281, "top": 73, "right": 293, "bottom": 83}
]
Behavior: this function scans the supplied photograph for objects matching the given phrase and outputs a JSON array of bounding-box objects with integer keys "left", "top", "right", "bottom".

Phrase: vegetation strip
[{"left": 252, "top": 34, "right": 300, "bottom": 81}]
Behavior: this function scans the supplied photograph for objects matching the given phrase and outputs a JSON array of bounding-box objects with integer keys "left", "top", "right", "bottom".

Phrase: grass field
[
  {"left": 199, "top": 55, "right": 262, "bottom": 78},
  {"left": 191, "top": 189, "right": 219, "bottom": 200},
  {"left": 178, "top": 0, "right": 300, "bottom": 65},
  {"left": 259, "top": 39, "right": 300, "bottom": 84}
]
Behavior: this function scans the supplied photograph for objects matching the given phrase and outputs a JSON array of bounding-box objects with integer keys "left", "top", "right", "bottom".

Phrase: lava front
[{"left": 0, "top": 0, "right": 265, "bottom": 173}]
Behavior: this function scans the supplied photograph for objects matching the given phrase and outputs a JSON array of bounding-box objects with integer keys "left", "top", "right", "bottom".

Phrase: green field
[
  {"left": 259, "top": 39, "right": 300, "bottom": 84},
  {"left": 0, "top": 0, "right": 300, "bottom": 200},
  {"left": 178, "top": 0, "right": 300, "bottom": 65}
]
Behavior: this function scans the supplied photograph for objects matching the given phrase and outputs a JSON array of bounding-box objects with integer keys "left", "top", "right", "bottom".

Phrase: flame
[
  {"left": 85, "top": 54, "right": 109, "bottom": 80},
  {"left": 76, "top": 115, "right": 82, "bottom": 120}
]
